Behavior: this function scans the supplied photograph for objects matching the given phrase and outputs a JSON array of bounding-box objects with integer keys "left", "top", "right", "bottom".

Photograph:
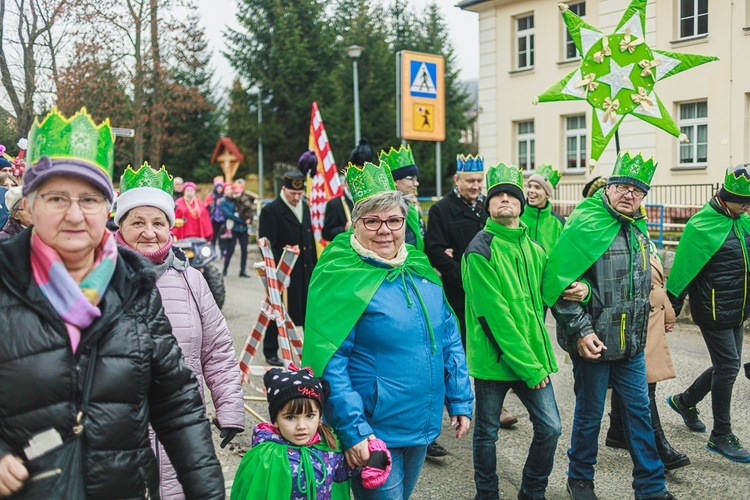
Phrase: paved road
[{"left": 211, "top": 246, "right": 750, "bottom": 499}]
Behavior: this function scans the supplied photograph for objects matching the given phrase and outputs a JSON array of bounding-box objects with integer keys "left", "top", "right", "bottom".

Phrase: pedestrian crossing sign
[{"left": 397, "top": 51, "right": 445, "bottom": 141}]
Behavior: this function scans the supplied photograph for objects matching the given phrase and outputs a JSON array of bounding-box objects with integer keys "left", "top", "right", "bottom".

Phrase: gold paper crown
[
  {"left": 120, "top": 162, "right": 174, "bottom": 196},
  {"left": 346, "top": 161, "right": 396, "bottom": 204},
  {"left": 28, "top": 107, "right": 114, "bottom": 179}
]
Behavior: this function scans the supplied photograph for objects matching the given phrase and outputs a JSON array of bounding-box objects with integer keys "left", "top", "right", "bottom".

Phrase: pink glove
[{"left": 360, "top": 438, "right": 392, "bottom": 489}]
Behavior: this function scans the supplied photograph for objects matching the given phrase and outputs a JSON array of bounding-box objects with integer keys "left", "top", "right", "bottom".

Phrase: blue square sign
[{"left": 410, "top": 60, "right": 438, "bottom": 99}]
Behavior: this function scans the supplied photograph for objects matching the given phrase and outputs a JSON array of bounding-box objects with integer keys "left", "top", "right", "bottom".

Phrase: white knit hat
[
  {"left": 4, "top": 185, "right": 23, "bottom": 212},
  {"left": 114, "top": 187, "right": 176, "bottom": 227}
]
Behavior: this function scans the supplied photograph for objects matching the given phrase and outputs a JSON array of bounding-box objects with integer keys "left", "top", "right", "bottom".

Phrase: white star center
[{"left": 597, "top": 58, "right": 636, "bottom": 100}]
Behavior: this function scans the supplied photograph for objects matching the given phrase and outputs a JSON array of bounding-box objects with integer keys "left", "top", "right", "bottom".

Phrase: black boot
[
  {"left": 606, "top": 389, "right": 627, "bottom": 449},
  {"left": 650, "top": 383, "right": 690, "bottom": 470}
]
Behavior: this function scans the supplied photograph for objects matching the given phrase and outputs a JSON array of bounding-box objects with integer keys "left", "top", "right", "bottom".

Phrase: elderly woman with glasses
[
  {"left": 0, "top": 108, "right": 223, "bottom": 499},
  {"left": 303, "top": 162, "right": 473, "bottom": 499}
]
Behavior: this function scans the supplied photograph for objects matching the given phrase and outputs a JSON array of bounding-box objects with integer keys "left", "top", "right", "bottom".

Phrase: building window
[
  {"left": 516, "top": 14, "right": 534, "bottom": 70},
  {"left": 679, "top": 100, "right": 708, "bottom": 166},
  {"left": 564, "top": 2, "right": 586, "bottom": 60},
  {"left": 517, "top": 120, "right": 535, "bottom": 171},
  {"left": 565, "top": 115, "right": 587, "bottom": 170},
  {"left": 679, "top": 0, "right": 708, "bottom": 39}
]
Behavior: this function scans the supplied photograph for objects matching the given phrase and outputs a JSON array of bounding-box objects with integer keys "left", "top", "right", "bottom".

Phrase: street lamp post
[
  {"left": 346, "top": 45, "right": 364, "bottom": 146},
  {"left": 257, "top": 85, "right": 263, "bottom": 202}
]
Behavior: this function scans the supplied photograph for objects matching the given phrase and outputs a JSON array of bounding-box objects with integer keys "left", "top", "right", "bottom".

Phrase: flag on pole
[{"left": 308, "top": 103, "right": 342, "bottom": 253}]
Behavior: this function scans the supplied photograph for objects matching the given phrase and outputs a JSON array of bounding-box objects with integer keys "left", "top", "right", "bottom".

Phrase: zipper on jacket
[
  {"left": 734, "top": 221, "right": 749, "bottom": 324},
  {"left": 619, "top": 313, "right": 626, "bottom": 350},
  {"left": 518, "top": 239, "right": 553, "bottom": 370},
  {"left": 534, "top": 209, "right": 541, "bottom": 241},
  {"left": 711, "top": 289, "right": 717, "bottom": 321}
]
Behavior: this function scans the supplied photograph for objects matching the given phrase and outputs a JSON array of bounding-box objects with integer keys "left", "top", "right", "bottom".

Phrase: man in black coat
[{"left": 258, "top": 171, "right": 317, "bottom": 366}]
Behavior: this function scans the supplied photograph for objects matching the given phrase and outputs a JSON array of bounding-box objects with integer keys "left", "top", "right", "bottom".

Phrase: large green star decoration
[{"left": 534, "top": 0, "right": 718, "bottom": 167}]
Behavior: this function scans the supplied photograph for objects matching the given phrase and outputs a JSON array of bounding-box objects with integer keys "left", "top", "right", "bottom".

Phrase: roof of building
[{"left": 210, "top": 137, "right": 245, "bottom": 164}]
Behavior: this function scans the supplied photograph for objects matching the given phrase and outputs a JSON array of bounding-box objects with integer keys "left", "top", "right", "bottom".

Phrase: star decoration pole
[{"left": 534, "top": 0, "right": 718, "bottom": 169}]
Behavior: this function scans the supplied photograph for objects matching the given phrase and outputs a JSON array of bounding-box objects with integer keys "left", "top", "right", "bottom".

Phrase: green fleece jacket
[
  {"left": 462, "top": 218, "right": 558, "bottom": 386},
  {"left": 520, "top": 202, "right": 565, "bottom": 253}
]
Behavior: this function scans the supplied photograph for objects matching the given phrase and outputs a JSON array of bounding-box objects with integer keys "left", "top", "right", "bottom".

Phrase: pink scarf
[{"left": 114, "top": 230, "right": 173, "bottom": 264}]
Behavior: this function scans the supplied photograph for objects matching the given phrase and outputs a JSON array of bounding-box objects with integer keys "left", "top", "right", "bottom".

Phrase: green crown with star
[
  {"left": 119, "top": 162, "right": 174, "bottom": 196},
  {"left": 379, "top": 145, "right": 415, "bottom": 171},
  {"left": 28, "top": 106, "right": 115, "bottom": 179},
  {"left": 536, "top": 163, "right": 562, "bottom": 188},
  {"left": 610, "top": 152, "right": 657, "bottom": 190},
  {"left": 486, "top": 163, "right": 524, "bottom": 191},
  {"left": 723, "top": 166, "right": 750, "bottom": 197},
  {"left": 346, "top": 161, "right": 396, "bottom": 204}
]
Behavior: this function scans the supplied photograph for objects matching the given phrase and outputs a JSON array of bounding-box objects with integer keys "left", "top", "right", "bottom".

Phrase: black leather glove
[{"left": 213, "top": 418, "right": 241, "bottom": 448}]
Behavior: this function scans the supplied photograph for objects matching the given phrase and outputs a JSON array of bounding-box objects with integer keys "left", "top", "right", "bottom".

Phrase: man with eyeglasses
[
  {"left": 665, "top": 165, "right": 750, "bottom": 463},
  {"left": 463, "top": 162, "right": 561, "bottom": 500},
  {"left": 380, "top": 145, "right": 425, "bottom": 251},
  {"left": 542, "top": 153, "right": 673, "bottom": 500}
]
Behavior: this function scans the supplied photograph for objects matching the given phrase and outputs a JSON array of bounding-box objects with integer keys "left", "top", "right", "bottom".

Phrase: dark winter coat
[
  {"left": 258, "top": 196, "right": 317, "bottom": 325},
  {"left": 0, "top": 216, "right": 24, "bottom": 241},
  {"left": 425, "top": 190, "right": 487, "bottom": 333},
  {"left": 669, "top": 198, "right": 750, "bottom": 328},
  {"left": 552, "top": 210, "right": 651, "bottom": 361},
  {"left": 0, "top": 229, "right": 224, "bottom": 499},
  {"left": 322, "top": 195, "right": 354, "bottom": 242}
]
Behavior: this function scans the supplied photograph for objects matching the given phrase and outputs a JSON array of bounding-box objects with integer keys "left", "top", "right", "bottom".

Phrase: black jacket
[
  {"left": 322, "top": 195, "right": 353, "bottom": 242},
  {"left": 425, "top": 191, "right": 487, "bottom": 326},
  {"left": 0, "top": 229, "right": 224, "bottom": 499},
  {"left": 669, "top": 198, "right": 750, "bottom": 328},
  {"left": 258, "top": 197, "right": 317, "bottom": 325}
]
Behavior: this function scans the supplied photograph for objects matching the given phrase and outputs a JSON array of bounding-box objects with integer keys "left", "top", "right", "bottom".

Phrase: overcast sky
[{"left": 196, "top": 0, "right": 480, "bottom": 92}]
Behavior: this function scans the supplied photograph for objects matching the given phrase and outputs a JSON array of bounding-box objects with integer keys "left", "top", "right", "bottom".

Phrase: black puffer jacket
[
  {"left": 0, "top": 229, "right": 224, "bottom": 499},
  {"left": 669, "top": 198, "right": 750, "bottom": 328}
]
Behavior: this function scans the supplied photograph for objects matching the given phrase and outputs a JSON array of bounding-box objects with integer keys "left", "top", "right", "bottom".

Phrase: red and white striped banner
[
  {"left": 238, "top": 238, "right": 304, "bottom": 384},
  {"left": 308, "top": 102, "right": 342, "bottom": 248}
]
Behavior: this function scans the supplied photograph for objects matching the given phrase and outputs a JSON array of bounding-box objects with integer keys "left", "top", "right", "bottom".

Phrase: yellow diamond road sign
[{"left": 397, "top": 51, "right": 445, "bottom": 141}]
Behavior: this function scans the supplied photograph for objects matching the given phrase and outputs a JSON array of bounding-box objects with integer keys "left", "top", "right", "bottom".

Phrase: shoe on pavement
[
  {"left": 426, "top": 441, "right": 449, "bottom": 458},
  {"left": 265, "top": 356, "right": 283, "bottom": 367},
  {"left": 706, "top": 433, "right": 750, "bottom": 462},
  {"left": 518, "top": 490, "right": 546, "bottom": 500},
  {"left": 566, "top": 478, "right": 597, "bottom": 500},
  {"left": 640, "top": 493, "right": 675, "bottom": 500},
  {"left": 500, "top": 407, "right": 518, "bottom": 429},
  {"left": 605, "top": 427, "right": 627, "bottom": 450},
  {"left": 239, "top": 272, "right": 251, "bottom": 278},
  {"left": 666, "top": 394, "right": 706, "bottom": 432}
]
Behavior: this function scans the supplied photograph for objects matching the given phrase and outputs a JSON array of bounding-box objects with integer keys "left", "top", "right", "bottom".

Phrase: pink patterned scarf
[{"left": 30, "top": 230, "right": 118, "bottom": 353}]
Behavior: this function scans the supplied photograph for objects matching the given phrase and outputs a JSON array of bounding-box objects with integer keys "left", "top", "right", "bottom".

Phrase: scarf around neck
[
  {"left": 30, "top": 230, "right": 118, "bottom": 353},
  {"left": 114, "top": 230, "right": 173, "bottom": 265},
  {"left": 281, "top": 189, "right": 304, "bottom": 223}
]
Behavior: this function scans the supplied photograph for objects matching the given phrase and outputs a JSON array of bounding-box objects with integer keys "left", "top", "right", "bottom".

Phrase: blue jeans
[
  {"left": 351, "top": 445, "right": 427, "bottom": 499},
  {"left": 473, "top": 378, "right": 561, "bottom": 500},
  {"left": 569, "top": 351, "right": 666, "bottom": 499}
]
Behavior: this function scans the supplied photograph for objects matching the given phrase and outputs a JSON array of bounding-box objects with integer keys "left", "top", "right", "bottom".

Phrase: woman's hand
[
  {"left": 0, "top": 454, "right": 28, "bottom": 497},
  {"left": 451, "top": 415, "right": 471, "bottom": 439},
  {"left": 665, "top": 322, "right": 675, "bottom": 333},
  {"left": 531, "top": 377, "right": 550, "bottom": 390},
  {"left": 344, "top": 435, "right": 374, "bottom": 468},
  {"left": 562, "top": 281, "right": 589, "bottom": 302}
]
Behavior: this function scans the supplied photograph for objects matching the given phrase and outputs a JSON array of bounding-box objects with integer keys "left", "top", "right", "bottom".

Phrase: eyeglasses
[
  {"left": 38, "top": 193, "right": 108, "bottom": 214},
  {"left": 614, "top": 184, "right": 646, "bottom": 200},
  {"left": 402, "top": 176, "right": 418, "bottom": 183},
  {"left": 358, "top": 216, "right": 406, "bottom": 231}
]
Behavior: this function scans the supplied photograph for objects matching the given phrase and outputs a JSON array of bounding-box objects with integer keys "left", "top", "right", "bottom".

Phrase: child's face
[{"left": 275, "top": 407, "right": 321, "bottom": 445}]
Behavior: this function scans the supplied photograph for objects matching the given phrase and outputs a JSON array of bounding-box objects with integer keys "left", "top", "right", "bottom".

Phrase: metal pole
[
  {"left": 258, "top": 87, "right": 264, "bottom": 202},
  {"left": 435, "top": 141, "right": 442, "bottom": 198},
  {"left": 353, "top": 58, "right": 361, "bottom": 146}
]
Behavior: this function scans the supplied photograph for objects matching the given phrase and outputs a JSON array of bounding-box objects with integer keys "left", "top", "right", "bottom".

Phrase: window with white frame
[
  {"left": 517, "top": 120, "right": 535, "bottom": 171},
  {"left": 679, "top": 101, "right": 708, "bottom": 166},
  {"left": 516, "top": 14, "right": 534, "bottom": 70},
  {"left": 679, "top": 0, "right": 708, "bottom": 39},
  {"left": 564, "top": 2, "right": 586, "bottom": 60},
  {"left": 565, "top": 115, "right": 587, "bottom": 170}
]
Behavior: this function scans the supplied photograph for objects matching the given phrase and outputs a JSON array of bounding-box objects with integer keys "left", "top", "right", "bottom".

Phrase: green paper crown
[
  {"left": 379, "top": 145, "right": 415, "bottom": 172},
  {"left": 486, "top": 163, "right": 524, "bottom": 191},
  {"left": 120, "top": 162, "right": 174, "bottom": 196},
  {"left": 610, "top": 152, "right": 657, "bottom": 189},
  {"left": 536, "top": 163, "right": 562, "bottom": 188},
  {"left": 28, "top": 106, "right": 114, "bottom": 179},
  {"left": 346, "top": 161, "right": 396, "bottom": 204},
  {"left": 723, "top": 166, "right": 750, "bottom": 197}
]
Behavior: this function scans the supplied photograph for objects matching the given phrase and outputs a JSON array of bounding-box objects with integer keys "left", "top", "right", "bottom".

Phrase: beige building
[{"left": 458, "top": 0, "right": 750, "bottom": 204}]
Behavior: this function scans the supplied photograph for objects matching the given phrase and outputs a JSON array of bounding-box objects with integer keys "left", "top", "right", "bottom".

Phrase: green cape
[
  {"left": 230, "top": 439, "right": 350, "bottom": 500},
  {"left": 406, "top": 204, "right": 424, "bottom": 251},
  {"left": 666, "top": 200, "right": 750, "bottom": 296},
  {"left": 302, "top": 232, "right": 441, "bottom": 377},
  {"left": 542, "top": 189, "right": 648, "bottom": 306}
]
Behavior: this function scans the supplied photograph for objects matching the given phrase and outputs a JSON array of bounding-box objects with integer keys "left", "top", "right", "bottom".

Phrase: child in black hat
[{"left": 230, "top": 364, "right": 391, "bottom": 499}]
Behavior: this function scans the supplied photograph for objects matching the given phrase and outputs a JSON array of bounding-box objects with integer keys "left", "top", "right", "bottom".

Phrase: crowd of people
[{"left": 1, "top": 105, "right": 750, "bottom": 500}]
